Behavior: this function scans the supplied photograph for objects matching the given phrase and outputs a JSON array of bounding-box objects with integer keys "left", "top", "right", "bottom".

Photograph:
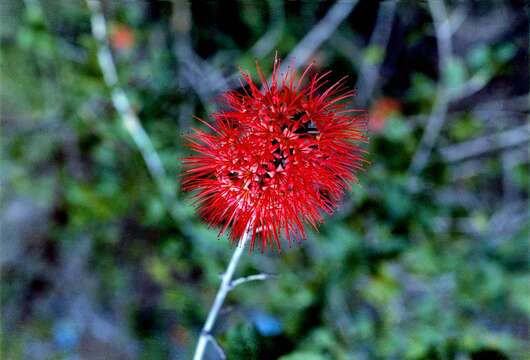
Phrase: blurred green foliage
[{"left": 1, "top": 1, "right": 528, "bottom": 359}]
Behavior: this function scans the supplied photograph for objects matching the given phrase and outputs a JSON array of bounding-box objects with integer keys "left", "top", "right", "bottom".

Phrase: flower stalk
[{"left": 192, "top": 226, "right": 251, "bottom": 360}]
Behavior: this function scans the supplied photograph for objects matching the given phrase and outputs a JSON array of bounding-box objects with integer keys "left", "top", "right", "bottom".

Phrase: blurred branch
[
  {"left": 408, "top": 1, "right": 510, "bottom": 178},
  {"left": 354, "top": 0, "right": 397, "bottom": 106},
  {"left": 193, "top": 226, "right": 252, "bottom": 360},
  {"left": 172, "top": 0, "right": 232, "bottom": 109},
  {"left": 408, "top": 0, "right": 452, "bottom": 179},
  {"left": 502, "top": 149, "right": 519, "bottom": 203},
  {"left": 440, "top": 124, "right": 530, "bottom": 162},
  {"left": 205, "top": 334, "right": 226, "bottom": 360},
  {"left": 229, "top": 273, "right": 277, "bottom": 290},
  {"left": 451, "top": 71, "right": 491, "bottom": 100},
  {"left": 86, "top": 0, "right": 168, "bottom": 193},
  {"left": 436, "top": 187, "right": 484, "bottom": 208},
  {"left": 487, "top": 201, "right": 528, "bottom": 243},
  {"left": 329, "top": 32, "right": 363, "bottom": 69},
  {"left": 280, "top": 0, "right": 359, "bottom": 74},
  {"left": 455, "top": 201, "right": 528, "bottom": 241},
  {"left": 250, "top": 0, "right": 285, "bottom": 58},
  {"left": 449, "top": 147, "right": 528, "bottom": 182},
  {"left": 447, "top": 5, "right": 469, "bottom": 36},
  {"left": 472, "top": 94, "right": 530, "bottom": 120},
  {"left": 86, "top": 0, "right": 197, "bottom": 236},
  {"left": 478, "top": 94, "right": 530, "bottom": 112},
  {"left": 193, "top": 229, "right": 275, "bottom": 360}
]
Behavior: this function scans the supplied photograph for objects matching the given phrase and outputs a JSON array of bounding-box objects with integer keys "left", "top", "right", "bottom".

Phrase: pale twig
[
  {"left": 229, "top": 273, "right": 277, "bottom": 290},
  {"left": 354, "top": 0, "right": 397, "bottom": 106},
  {"left": 280, "top": 0, "right": 359, "bottom": 75},
  {"left": 449, "top": 146, "right": 530, "bottom": 182},
  {"left": 86, "top": 0, "right": 199, "bottom": 240},
  {"left": 448, "top": 147, "right": 528, "bottom": 181},
  {"left": 440, "top": 124, "right": 530, "bottom": 162},
  {"left": 451, "top": 70, "right": 491, "bottom": 100},
  {"left": 474, "top": 94, "right": 530, "bottom": 114},
  {"left": 408, "top": 2, "right": 498, "bottom": 176},
  {"left": 329, "top": 32, "right": 363, "bottom": 69},
  {"left": 193, "top": 226, "right": 251, "bottom": 360},
  {"left": 251, "top": 0, "right": 284, "bottom": 58},
  {"left": 172, "top": 0, "right": 233, "bottom": 111},
  {"left": 455, "top": 201, "right": 528, "bottom": 241},
  {"left": 487, "top": 201, "right": 528, "bottom": 243},
  {"left": 502, "top": 149, "right": 518, "bottom": 203},
  {"left": 205, "top": 334, "right": 226, "bottom": 360},
  {"left": 86, "top": 0, "right": 168, "bottom": 195},
  {"left": 447, "top": 4, "right": 469, "bottom": 36},
  {"left": 408, "top": 0, "right": 452, "bottom": 178}
]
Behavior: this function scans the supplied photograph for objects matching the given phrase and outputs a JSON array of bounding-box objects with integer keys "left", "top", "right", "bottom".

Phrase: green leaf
[
  {"left": 443, "top": 57, "right": 467, "bottom": 94},
  {"left": 364, "top": 45, "right": 385, "bottom": 65},
  {"left": 467, "top": 45, "right": 491, "bottom": 69},
  {"left": 279, "top": 351, "right": 327, "bottom": 360}
]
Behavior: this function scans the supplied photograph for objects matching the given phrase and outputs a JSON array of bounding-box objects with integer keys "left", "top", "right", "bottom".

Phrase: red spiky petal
[{"left": 182, "top": 57, "right": 367, "bottom": 252}]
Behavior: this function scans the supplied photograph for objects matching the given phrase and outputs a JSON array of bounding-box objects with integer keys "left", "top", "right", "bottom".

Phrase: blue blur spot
[
  {"left": 251, "top": 311, "right": 283, "bottom": 336},
  {"left": 53, "top": 320, "right": 79, "bottom": 350}
]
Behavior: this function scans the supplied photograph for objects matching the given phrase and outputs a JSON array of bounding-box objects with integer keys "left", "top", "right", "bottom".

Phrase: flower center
[{"left": 222, "top": 111, "right": 321, "bottom": 193}]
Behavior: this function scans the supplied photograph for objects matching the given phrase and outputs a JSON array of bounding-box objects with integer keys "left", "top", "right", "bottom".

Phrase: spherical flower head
[{"left": 183, "top": 57, "right": 367, "bottom": 253}]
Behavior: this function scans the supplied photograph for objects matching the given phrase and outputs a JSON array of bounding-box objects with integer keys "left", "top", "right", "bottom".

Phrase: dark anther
[
  {"left": 294, "top": 119, "right": 319, "bottom": 137},
  {"left": 228, "top": 171, "right": 239, "bottom": 180},
  {"left": 319, "top": 189, "right": 331, "bottom": 202},
  {"left": 272, "top": 156, "right": 287, "bottom": 169},
  {"left": 306, "top": 120, "right": 319, "bottom": 134},
  {"left": 293, "top": 126, "right": 305, "bottom": 134},
  {"left": 291, "top": 112, "right": 305, "bottom": 121}
]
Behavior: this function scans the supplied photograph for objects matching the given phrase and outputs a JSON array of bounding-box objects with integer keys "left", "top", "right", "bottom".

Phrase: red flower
[
  {"left": 182, "top": 58, "right": 367, "bottom": 252},
  {"left": 369, "top": 97, "right": 400, "bottom": 132},
  {"left": 110, "top": 24, "right": 135, "bottom": 50}
]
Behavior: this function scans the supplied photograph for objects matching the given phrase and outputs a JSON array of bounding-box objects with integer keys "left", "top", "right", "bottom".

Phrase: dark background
[{"left": 1, "top": 0, "right": 529, "bottom": 359}]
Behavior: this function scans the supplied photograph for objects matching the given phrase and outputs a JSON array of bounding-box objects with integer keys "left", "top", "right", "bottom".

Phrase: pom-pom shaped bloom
[{"left": 183, "top": 58, "right": 367, "bottom": 252}]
